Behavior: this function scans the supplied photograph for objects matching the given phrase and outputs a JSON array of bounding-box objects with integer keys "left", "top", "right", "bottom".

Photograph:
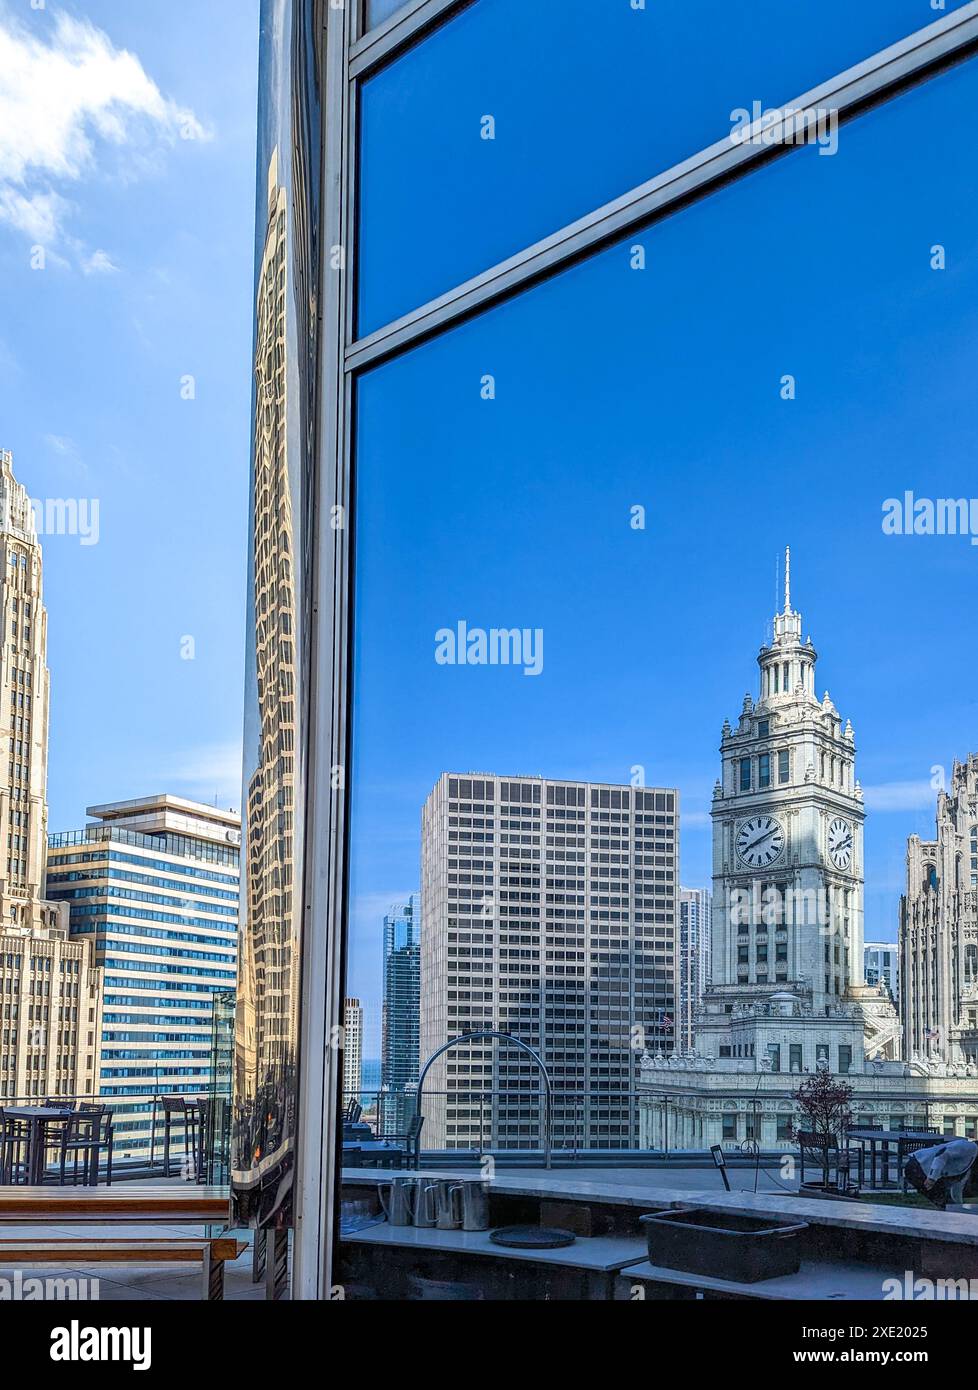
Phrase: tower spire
[{"left": 784, "top": 545, "right": 791, "bottom": 613}]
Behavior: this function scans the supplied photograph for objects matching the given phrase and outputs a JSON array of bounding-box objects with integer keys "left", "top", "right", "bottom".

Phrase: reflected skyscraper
[
  {"left": 235, "top": 143, "right": 302, "bottom": 1222},
  {"left": 381, "top": 895, "right": 420, "bottom": 1136}
]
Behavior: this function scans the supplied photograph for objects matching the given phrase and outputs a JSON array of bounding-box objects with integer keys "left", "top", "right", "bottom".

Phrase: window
[
  {"left": 768, "top": 1044, "right": 781, "bottom": 1073},
  {"left": 838, "top": 1046, "right": 852, "bottom": 1075},
  {"left": 232, "top": 0, "right": 978, "bottom": 1299}
]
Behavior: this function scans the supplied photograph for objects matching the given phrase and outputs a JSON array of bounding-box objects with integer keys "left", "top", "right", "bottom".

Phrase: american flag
[{"left": 924, "top": 1027, "right": 940, "bottom": 1040}]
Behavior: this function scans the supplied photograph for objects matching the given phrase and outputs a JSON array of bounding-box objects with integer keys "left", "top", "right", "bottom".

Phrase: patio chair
[
  {"left": 0, "top": 1109, "right": 31, "bottom": 1185},
  {"left": 161, "top": 1096, "right": 200, "bottom": 1179},
  {"left": 57, "top": 1107, "right": 113, "bottom": 1187},
  {"left": 797, "top": 1129, "right": 863, "bottom": 1193},
  {"left": 383, "top": 1113, "right": 424, "bottom": 1171}
]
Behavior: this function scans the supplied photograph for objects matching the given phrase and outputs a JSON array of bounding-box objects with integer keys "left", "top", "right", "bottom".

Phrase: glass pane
[
  {"left": 233, "top": 0, "right": 323, "bottom": 1226},
  {"left": 346, "top": 53, "right": 978, "bottom": 1196},
  {"left": 365, "top": 0, "right": 412, "bottom": 29},
  {"left": 359, "top": 0, "right": 971, "bottom": 332}
]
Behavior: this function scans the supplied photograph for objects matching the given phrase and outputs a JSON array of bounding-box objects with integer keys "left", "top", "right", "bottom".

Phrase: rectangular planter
[{"left": 640, "top": 1207, "right": 808, "bottom": 1283}]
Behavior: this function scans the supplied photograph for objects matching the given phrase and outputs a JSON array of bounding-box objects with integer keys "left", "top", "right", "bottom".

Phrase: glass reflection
[
  {"left": 233, "top": 0, "right": 322, "bottom": 1229},
  {"left": 348, "top": 58, "right": 978, "bottom": 1176},
  {"left": 365, "top": 0, "right": 413, "bottom": 31},
  {"left": 358, "top": 0, "right": 972, "bottom": 332}
]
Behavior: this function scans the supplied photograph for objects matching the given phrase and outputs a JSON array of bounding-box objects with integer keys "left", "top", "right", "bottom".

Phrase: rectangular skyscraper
[
  {"left": 678, "top": 887, "right": 712, "bottom": 1051},
  {"left": 343, "top": 997, "right": 363, "bottom": 1102},
  {"left": 381, "top": 895, "right": 420, "bottom": 1136},
  {"left": 420, "top": 773, "right": 679, "bottom": 1152},
  {"left": 864, "top": 941, "right": 899, "bottom": 1006},
  {"left": 47, "top": 794, "right": 240, "bottom": 1158}
]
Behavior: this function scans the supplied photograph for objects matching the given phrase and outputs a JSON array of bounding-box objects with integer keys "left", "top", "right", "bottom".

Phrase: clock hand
[{"left": 743, "top": 828, "right": 775, "bottom": 851}]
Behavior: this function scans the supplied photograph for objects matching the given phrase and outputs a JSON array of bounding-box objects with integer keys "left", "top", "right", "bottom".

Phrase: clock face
[
  {"left": 828, "top": 817, "right": 853, "bottom": 870},
  {"left": 736, "top": 815, "right": 785, "bottom": 868}
]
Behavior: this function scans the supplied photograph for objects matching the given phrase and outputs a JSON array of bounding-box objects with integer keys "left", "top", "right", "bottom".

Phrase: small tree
[{"left": 792, "top": 1066, "right": 855, "bottom": 1187}]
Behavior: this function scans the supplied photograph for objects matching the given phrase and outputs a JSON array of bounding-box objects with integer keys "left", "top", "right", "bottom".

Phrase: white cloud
[
  {"left": 0, "top": 9, "right": 208, "bottom": 260},
  {"left": 44, "top": 433, "right": 75, "bottom": 455},
  {"left": 861, "top": 780, "right": 937, "bottom": 813},
  {"left": 83, "top": 248, "right": 118, "bottom": 275}
]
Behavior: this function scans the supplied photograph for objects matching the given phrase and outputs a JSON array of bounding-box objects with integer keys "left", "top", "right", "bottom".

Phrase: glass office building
[
  {"left": 47, "top": 795, "right": 240, "bottom": 1158},
  {"left": 236, "top": 0, "right": 978, "bottom": 1298},
  {"left": 380, "top": 894, "right": 420, "bottom": 1136}
]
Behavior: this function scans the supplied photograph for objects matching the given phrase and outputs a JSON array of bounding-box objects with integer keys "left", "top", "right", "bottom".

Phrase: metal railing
[
  {"left": 0, "top": 1089, "right": 232, "bottom": 1184},
  {"left": 344, "top": 1084, "right": 974, "bottom": 1164}
]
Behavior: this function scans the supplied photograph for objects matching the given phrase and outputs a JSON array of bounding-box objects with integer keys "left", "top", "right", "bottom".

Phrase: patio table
[
  {"left": 3, "top": 1107, "right": 73, "bottom": 1185},
  {"left": 846, "top": 1128, "right": 941, "bottom": 1191}
]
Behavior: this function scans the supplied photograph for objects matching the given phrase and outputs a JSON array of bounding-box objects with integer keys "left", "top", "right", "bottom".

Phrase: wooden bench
[
  {"left": 0, "top": 1185, "right": 230, "bottom": 1226},
  {"left": 0, "top": 1236, "right": 248, "bottom": 1301}
]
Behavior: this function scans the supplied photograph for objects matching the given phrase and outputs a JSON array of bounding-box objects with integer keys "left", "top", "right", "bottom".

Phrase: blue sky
[
  {"left": 2, "top": 1, "right": 976, "bottom": 1064},
  {"left": 0, "top": 0, "right": 259, "bottom": 828},
  {"left": 349, "top": 42, "right": 978, "bottom": 1053}
]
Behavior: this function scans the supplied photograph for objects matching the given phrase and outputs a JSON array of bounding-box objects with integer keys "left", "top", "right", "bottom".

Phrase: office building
[
  {"left": 864, "top": 941, "right": 900, "bottom": 1005},
  {"left": 420, "top": 773, "right": 680, "bottom": 1151},
  {"left": 343, "top": 996, "right": 362, "bottom": 1102},
  {"left": 381, "top": 894, "right": 420, "bottom": 1136},
  {"left": 47, "top": 794, "right": 240, "bottom": 1157},
  {"left": 678, "top": 887, "right": 712, "bottom": 1051}
]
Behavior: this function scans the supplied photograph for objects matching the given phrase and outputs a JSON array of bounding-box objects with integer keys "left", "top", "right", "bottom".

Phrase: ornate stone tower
[
  {"left": 698, "top": 549, "right": 899, "bottom": 1064},
  {"left": 0, "top": 449, "right": 62, "bottom": 927},
  {"left": 901, "top": 754, "right": 978, "bottom": 1065}
]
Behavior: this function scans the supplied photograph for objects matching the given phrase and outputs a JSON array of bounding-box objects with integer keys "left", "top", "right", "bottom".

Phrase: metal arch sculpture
[{"left": 415, "top": 1031, "right": 554, "bottom": 1170}]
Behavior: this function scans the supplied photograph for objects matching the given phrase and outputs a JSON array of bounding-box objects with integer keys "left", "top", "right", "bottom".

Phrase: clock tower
[{"left": 697, "top": 549, "right": 900, "bottom": 1064}]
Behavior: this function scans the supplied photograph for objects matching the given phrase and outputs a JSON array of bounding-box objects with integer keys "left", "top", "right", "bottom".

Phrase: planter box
[{"left": 640, "top": 1207, "right": 808, "bottom": 1283}]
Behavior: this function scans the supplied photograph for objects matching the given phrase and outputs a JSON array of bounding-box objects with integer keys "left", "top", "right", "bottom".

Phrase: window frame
[{"left": 284, "top": 0, "right": 978, "bottom": 1297}]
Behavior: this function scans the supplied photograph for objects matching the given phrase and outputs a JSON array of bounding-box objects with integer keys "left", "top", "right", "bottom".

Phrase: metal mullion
[
  {"left": 350, "top": 0, "right": 475, "bottom": 80},
  {"left": 345, "top": 0, "right": 978, "bottom": 375},
  {"left": 292, "top": 0, "right": 357, "bottom": 1301}
]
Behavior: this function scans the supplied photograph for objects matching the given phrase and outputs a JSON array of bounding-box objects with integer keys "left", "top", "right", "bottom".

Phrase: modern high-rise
[
  {"left": 47, "top": 795, "right": 240, "bottom": 1157},
  {"left": 678, "top": 887, "right": 712, "bottom": 1051},
  {"left": 342, "top": 997, "right": 362, "bottom": 1102},
  {"left": 864, "top": 941, "right": 900, "bottom": 1006},
  {"left": 380, "top": 894, "right": 420, "bottom": 1136},
  {"left": 420, "top": 773, "right": 679, "bottom": 1152},
  {"left": 900, "top": 755, "right": 978, "bottom": 1065},
  {"left": 0, "top": 448, "right": 103, "bottom": 1103}
]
